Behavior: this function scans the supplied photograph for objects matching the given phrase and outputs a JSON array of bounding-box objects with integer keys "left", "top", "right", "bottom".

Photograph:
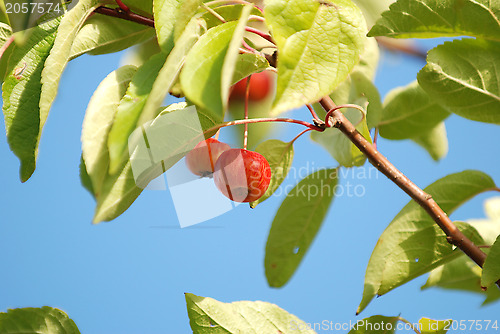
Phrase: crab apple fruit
[
  {"left": 185, "top": 138, "right": 231, "bottom": 177},
  {"left": 230, "top": 71, "right": 271, "bottom": 102},
  {"left": 213, "top": 149, "right": 271, "bottom": 202}
]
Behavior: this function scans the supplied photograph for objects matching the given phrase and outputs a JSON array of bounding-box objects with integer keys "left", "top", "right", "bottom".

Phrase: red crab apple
[
  {"left": 230, "top": 71, "right": 271, "bottom": 102},
  {"left": 185, "top": 138, "right": 231, "bottom": 177},
  {"left": 213, "top": 149, "right": 271, "bottom": 202}
]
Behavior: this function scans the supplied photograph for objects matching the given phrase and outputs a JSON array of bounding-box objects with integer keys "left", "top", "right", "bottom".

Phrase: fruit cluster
[{"left": 185, "top": 138, "right": 271, "bottom": 203}]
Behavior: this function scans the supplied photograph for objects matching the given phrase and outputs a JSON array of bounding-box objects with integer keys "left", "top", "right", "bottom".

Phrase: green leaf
[
  {"left": 265, "top": 168, "right": 338, "bottom": 287},
  {"left": 412, "top": 122, "right": 449, "bottom": 161},
  {"left": 482, "top": 235, "right": 500, "bottom": 287},
  {"left": 418, "top": 39, "right": 500, "bottom": 125},
  {"left": 379, "top": 81, "right": 450, "bottom": 140},
  {"left": 368, "top": 0, "right": 500, "bottom": 41},
  {"left": 202, "top": 4, "right": 264, "bottom": 30},
  {"left": 311, "top": 107, "right": 371, "bottom": 167},
  {"left": 422, "top": 256, "right": 500, "bottom": 305},
  {"left": 173, "top": 0, "right": 201, "bottom": 41},
  {"left": 2, "top": 18, "right": 60, "bottom": 182},
  {"left": 80, "top": 156, "right": 94, "bottom": 197},
  {"left": 264, "top": 0, "right": 366, "bottom": 115},
  {"left": 120, "top": 38, "right": 162, "bottom": 67},
  {"left": 423, "top": 198, "right": 500, "bottom": 305},
  {"left": 347, "top": 315, "right": 399, "bottom": 334},
  {"left": 419, "top": 318, "right": 452, "bottom": 334},
  {"left": 0, "top": 306, "right": 80, "bottom": 334},
  {"left": 69, "top": 14, "right": 155, "bottom": 59},
  {"left": 221, "top": 5, "right": 252, "bottom": 111},
  {"left": 93, "top": 159, "right": 144, "bottom": 223},
  {"left": 128, "top": 103, "right": 220, "bottom": 189},
  {"left": 107, "top": 53, "right": 166, "bottom": 173},
  {"left": 153, "top": 0, "right": 182, "bottom": 53},
  {"left": 185, "top": 293, "right": 317, "bottom": 334},
  {"left": 122, "top": 0, "right": 153, "bottom": 15},
  {"left": 231, "top": 53, "right": 269, "bottom": 84},
  {"left": 39, "top": 0, "right": 102, "bottom": 147},
  {"left": 358, "top": 170, "right": 497, "bottom": 314},
  {"left": 180, "top": 21, "right": 238, "bottom": 121},
  {"left": 82, "top": 65, "right": 137, "bottom": 196},
  {"left": 250, "top": 139, "right": 294, "bottom": 208},
  {"left": 138, "top": 17, "right": 203, "bottom": 128},
  {"left": 352, "top": 0, "right": 393, "bottom": 28}
]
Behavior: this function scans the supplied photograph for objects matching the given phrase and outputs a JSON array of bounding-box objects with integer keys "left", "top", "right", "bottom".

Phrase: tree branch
[
  {"left": 94, "top": 6, "right": 154, "bottom": 27},
  {"left": 319, "top": 96, "right": 492, "bottom": 273}
]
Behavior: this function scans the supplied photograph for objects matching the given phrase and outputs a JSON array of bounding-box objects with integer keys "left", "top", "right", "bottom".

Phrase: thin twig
[
  {"left": 376, "top": 37, "right": 427, "bottom": 60},
  {"left": 94, "top": 6, "right": 154, "bottom": 27},
  {"left": 319, "top": 96, "right": 492, "bottom": 276}
]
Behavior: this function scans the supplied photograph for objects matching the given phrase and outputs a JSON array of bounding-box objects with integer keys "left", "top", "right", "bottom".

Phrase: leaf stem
[
  {"left": 243, "top": 76, "right": 251, "bottom": 150},
  {"left": 319, "top": 96, "right": 494, "bottom": 285},
  {"left": 290, "top": 128, "right": 313, "bottom": 145}
]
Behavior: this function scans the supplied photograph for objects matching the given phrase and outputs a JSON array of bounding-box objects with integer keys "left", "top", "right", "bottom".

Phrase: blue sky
[{"left": 1, "top": 38, "right": 499, "bottom": 333}]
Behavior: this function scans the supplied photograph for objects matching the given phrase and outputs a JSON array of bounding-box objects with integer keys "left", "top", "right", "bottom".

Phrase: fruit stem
[
  {"left": 115, "top": 0, "right": 130, "bottom": 12},
  {"left": 324, "top": 104, "right": 366, "bottom": 127},
  {"left": 207, "top": 117, "right": 324, "bottom": 136},
  {"left": 243, "top": 76, "right": 251, "bottom": 150},
  {"left": 306, "top": 104, "right": 321, "bottom": 121},
  {"left": 245, "top": 27, "right": 274, "bottom": 44},
  {"left": 290, "top": 128, "right": 313, "bottom": 145}
]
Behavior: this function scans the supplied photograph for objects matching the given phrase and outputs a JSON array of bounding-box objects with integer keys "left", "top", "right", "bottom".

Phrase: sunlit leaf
[
  {"left": 379, "top": 81, "right": 450, "bottom": 140},
  {"left": 482, "top": 235, "right": 500, "bottom": 287},
  {"left": 82, "top": 65, "right": 137, "bottom": 196},
  {"left": 153, "top": 0, "right": 182, "bottom": 52},
  {"left": 107, "top": 53, "right": 166, "bottom": 173},
  {"left": 419, "top": 317, "right": 452, "bottom": 334},
  {"left": 368, "top": 0, "right": 500, "bottom": 41},
  {"left": 180, "top": 21, "right": 238, "bottom": 120},
  {"left": 412, "top": 122, "right": 448, "bottom": 161},
  {"left": 266, "top": 168, "right": 338, "bottom": 287},
  {"left": 185, "top": 293, "right": 317, "bottom": 334},
  {"left": 2, "top": 18, "right": 60, "bottom": 182},
  {"left": 40, "top": 0, "right": 101, "bottom": 149},
  {"left": 250, "top": 139, "right": 294, "bottom": 208},
  {"left": 265, "top": 0, "right": 366, "bottom": 115},
  {"left": 70, "top": 14, "right": 154, "bottom": 59},
  {"left": 0, "top": 307, "right": 80, "bottom": 334},
  {"left": 348, "top": 315, "right": 399, "bottom": 334},
  {"left": 418, "top": 39, "right": 500, "bottom": 125}
]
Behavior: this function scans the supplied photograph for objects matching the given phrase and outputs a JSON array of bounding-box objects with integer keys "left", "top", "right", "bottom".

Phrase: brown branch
[
  {"left": 319, "top": 96, "right": 492, "bottom": 272},
  {"left": 376, "top": 37, "right": 427, "bottom": 60},
  {"left": 94, "top": 6, "right": 154, "bottom": 27}
]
